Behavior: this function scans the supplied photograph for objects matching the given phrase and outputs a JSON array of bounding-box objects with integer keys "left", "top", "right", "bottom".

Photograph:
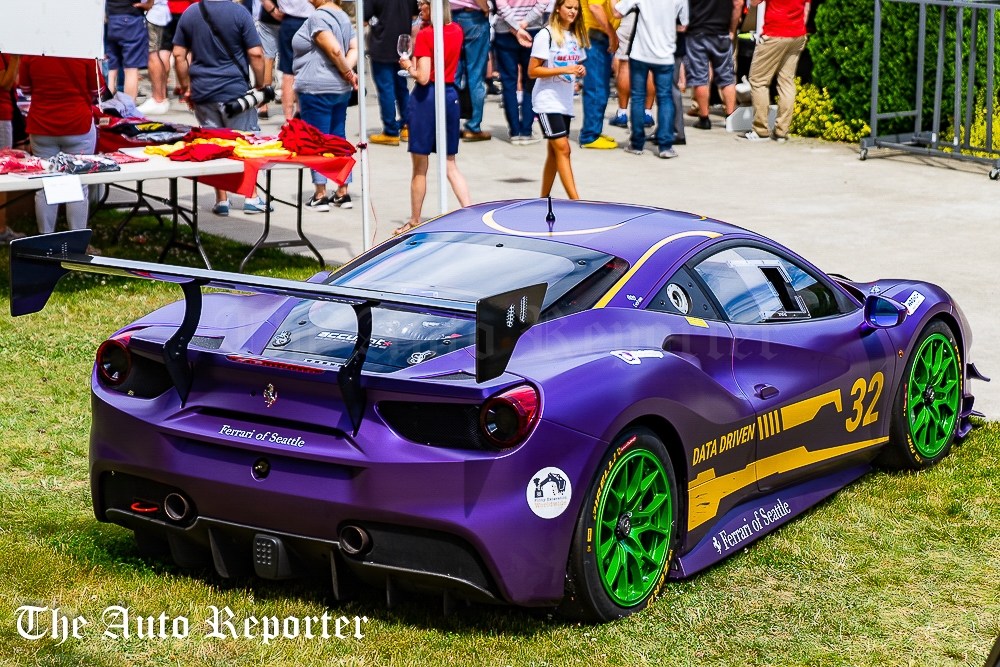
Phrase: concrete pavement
[{"left": 119, "top": 90, "right": 1000, "bottom": 417}]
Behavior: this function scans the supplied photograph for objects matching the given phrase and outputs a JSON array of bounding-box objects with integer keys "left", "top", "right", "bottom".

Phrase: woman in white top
[{"left": 527, "top": 0, "right": 587, "bottom": 200}]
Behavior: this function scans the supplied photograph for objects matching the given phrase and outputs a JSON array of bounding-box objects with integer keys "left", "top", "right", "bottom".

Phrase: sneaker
[
  {"left": 509, "top": 134, "right": 523, "bottom": 145},
  {"left": 243, "top": 197, "right": 274, "bottom": 214},
  {"left": 609, "top": 111, "right": 629, "bottom": 128},
  {"left": 369, "top": 133, "right": 400, "bottom": 146},
  {"left": 519, "top": 133, "right": 542, "bottom": 145},
  {"left": 658, "top": 147, "right": 679, "bottom": 159},
  {"left": 740, "top": 130, "right": 768, "bottom": 141},
  {"left": 400, "top": 126, "right": 409, "bottom": 142},
  {"left": 623, "top": 144, "right": 644, "bottom": 155},
  {"left": 644, "top": 111, "right": 654, "bottom": 127},
  {"left": 582, "top": 135, "right": 618, "bottom": 149},
  {"left": 773, "top": 135, "right": 788, "bottom": 143},
  {"left": 461, "top": 130, "right": 492, "bottom": 142},
  {"left": 212, "top": 201, "right": 230, "bottom": 216},
  {"left": 136, "top": 98, "right": 170, "bottom": 116},
  {"left": 693, "top": 116, "right": 712, "bottom": 130},
  {"left": 332, "top": 193, "right": 353, "bottom": 209},
  {"left": 306, "top": 195, "right": 330, "bottom": 212},
  {"left": 0, "top": 226, "right": 25, "bottom": 245}
]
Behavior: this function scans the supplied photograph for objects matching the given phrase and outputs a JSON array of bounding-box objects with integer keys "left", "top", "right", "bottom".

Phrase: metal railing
[{"left": 862, "top": 0, "right": 1000, "bottom": 178}]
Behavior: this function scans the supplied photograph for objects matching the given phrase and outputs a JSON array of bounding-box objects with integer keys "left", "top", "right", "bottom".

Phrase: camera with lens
[{"left": 223, "top": 85, "right": 276, "bottom": 118}]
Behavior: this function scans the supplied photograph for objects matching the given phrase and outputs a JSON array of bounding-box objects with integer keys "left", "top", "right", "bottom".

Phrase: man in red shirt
[{"left": 742, "top": 0, "right": 809, "bottom": 141}]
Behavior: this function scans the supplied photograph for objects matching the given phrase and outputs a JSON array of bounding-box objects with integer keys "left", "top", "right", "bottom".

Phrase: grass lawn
[{"left": 1, "top": 213, "right": 998, "bottom": 666}]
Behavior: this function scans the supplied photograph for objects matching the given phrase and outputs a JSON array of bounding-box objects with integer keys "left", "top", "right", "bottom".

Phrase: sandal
[{"left": 393, "top": 221, "right": 419, "bottom": 236}]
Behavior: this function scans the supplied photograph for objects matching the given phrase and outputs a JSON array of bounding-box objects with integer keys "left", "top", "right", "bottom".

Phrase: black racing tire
[
  {"left": 877, "top": 320, "right": 963, "bottom": 470},
  {"left": 559, "top": 427, "right": 679, "bottom": 623}
]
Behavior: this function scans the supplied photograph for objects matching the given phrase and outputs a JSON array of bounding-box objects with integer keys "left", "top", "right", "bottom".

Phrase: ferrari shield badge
[{"left": 263, "top": 384, "right": 278, "bottom": 408}]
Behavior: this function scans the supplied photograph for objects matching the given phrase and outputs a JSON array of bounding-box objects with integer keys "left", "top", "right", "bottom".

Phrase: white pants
[{"left": 30, "top": 124, "right": 97, "bottom": 234}]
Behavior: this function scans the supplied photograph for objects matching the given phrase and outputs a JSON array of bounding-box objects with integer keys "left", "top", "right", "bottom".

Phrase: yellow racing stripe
[
  {"left": 686, "top": 436, "right": 888, "bottom": 531},
  {"left": 594, "top": 231, "right": 723, "bottom": 308}
]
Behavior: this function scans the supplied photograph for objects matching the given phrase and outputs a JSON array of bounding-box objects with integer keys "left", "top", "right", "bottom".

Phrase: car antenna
[{"left": 545, "top": 196, "right": 555, "bottom": 234}]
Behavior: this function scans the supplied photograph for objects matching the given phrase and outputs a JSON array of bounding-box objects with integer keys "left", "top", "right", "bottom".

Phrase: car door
[
  {"left": 689, "top": 243, "right": 896, "bottom": 492},
  {"left": 645, "top": 266, "right": 761, "bottom": 535}
]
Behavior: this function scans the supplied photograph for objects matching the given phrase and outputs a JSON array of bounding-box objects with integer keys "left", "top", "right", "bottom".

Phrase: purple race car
[{"left": 8, "top": 199, "right": 988, "bottom": 622}]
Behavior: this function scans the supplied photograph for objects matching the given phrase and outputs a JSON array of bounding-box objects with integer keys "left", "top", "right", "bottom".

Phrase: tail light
[
  {"left": 479, "top": 384, "right": 539, "bottom": 449},
  {"left": 96, "top": 332, "right": 134, "bottom": 386}
]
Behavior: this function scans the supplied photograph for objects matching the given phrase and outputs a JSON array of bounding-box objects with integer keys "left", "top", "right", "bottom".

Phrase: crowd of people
[{"left": 0, "top": 0, "right": 810, "bottom": 246}]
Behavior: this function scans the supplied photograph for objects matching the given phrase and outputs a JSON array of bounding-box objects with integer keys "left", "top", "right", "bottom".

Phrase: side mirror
[{"left": 864, "top": 294, "right": 907, "bottom": 328}]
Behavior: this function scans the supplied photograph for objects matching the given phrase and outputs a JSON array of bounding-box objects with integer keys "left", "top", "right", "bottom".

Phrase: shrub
[
  {"left": 789, "top": 79, "right": 870, "bottom": 143},
  {"left": 809, "top": 0, "right": 1000, "bottom": 136}
]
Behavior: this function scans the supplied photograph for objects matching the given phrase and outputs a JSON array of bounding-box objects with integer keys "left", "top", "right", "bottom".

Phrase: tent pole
[
  {"left": 356, "top": 0, "right": 372, "bottom": 250},
  {"left": 432, "top": 0, "right": 447, "bottom": 215}
]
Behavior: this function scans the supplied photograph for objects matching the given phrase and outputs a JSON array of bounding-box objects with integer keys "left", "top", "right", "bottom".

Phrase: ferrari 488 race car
[{"left": 8, "top": 199, "right": 988, "bottom": 622}]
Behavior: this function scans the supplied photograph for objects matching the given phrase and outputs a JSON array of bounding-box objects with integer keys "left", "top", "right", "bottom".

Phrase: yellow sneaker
[
  {"left": 400, "top": 126, "right": 409, "bottom": 142},
  {"left": 582, "top": 135, "right": 618, "bottom": 149},
  {"left": 368, "top": 133, "right": 400, "bottom": 146}
]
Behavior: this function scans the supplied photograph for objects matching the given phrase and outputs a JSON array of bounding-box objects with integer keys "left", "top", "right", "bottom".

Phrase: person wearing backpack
[
  {"left": 528, "top": 0, "right": 587, "bottom": 199},
  {"left": 291, "top": 0, "right": 359, "bottom": 211},
  {"left": 613, "top": 0, "right": 688, "bottom": 158},
  {"left": 172, "top": 0, "right": 270, "bottom": 215}
]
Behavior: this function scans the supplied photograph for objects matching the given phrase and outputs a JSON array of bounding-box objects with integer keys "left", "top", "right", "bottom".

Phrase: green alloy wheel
[
  {"left": 562, "top": 428, "right": 679, "bottom": 622},
  {"left": 906, "top": 332, "right": 961, "bottom": 458},
  {"left": 594, "top": 450, "right": 673, "bottom": 606},
  {"left": 880, "top": 320, "right": 963, "bottom": 470}
]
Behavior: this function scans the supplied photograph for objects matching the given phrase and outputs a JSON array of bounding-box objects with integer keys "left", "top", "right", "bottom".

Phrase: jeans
[
  {"left": 580, "top": 32, "right": 612, "bottom": 145},
  {"left": 30, "top": 125, "right": 97, "bottom": 234},
  {"left": 453, "top": 9, "right": 490, "bottom": 133},
  {"left": 370, "top": 60, "right": 409, "bottom": 136},
  {"left": 493, "top": 31, "right": 535, "bottom": 137},
  {"left": 298, "top": 92, "right": 354, "bottom": 186},
  {"left": 629, "top": 60, "right": 674, "bottom": 150}
]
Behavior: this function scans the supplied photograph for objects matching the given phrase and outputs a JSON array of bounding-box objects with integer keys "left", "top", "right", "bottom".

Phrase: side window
[
  {"left": 647, "top": 267, "right": 721, "bottom": 319},
  {"left": 693, "top": 246, "right": 843, "bottom": 324}
]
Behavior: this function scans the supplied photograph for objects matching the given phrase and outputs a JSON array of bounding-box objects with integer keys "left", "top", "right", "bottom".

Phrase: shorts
[
  {"left": 407, "top": 83, "right": 460, "bottom": 156},
  {"left": 615, "top": 13, "right": 636, "bottom": 61},
  {"left": 161, "top": 13, "right": 183, "bottom": 51},
  {"left": 538, "top": 113, "right": 572, "bottom": 139},
  {"left": 148, "top": 23, "right": 165, "bottom": 55},
  {"left": 278, "top": 16, "right": 307, "bottom": 75},
  {"left": 684, "top": 33, "right": 736, "bottom": 88},
  {"left": 257, "top": 20, "right": 280, "bottom": 61},
  {"left": 193, "top": 103, "right": 261, "bottom": 133},
  {"left": 106, "top": 14, "right": 150, "bottom": 70}
]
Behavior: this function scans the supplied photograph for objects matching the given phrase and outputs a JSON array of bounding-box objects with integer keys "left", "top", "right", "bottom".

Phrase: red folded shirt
[
  {"left": 168, "top": 144, "right": 235, "bottom": 162},
  {"left": 279, "top": 118, "right": 355, "bottom": 156}
]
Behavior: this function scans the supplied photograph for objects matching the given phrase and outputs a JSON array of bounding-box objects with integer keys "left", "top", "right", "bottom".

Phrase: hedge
[{"left": 810, "top": 0, "right": 1000, "bottom": 140}]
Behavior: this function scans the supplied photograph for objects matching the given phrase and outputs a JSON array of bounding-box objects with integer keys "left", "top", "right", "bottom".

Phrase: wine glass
[{"left": 397, "top": 35, "right": 413, "bottom": 77}]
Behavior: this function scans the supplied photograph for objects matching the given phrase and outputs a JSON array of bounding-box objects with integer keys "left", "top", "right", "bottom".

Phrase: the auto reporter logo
[
  {"left": 526, "top": 467, "right": 572, "bottom": 519},
  {"left": 15, "top": 605, "right": 369, "bottom": 645}
]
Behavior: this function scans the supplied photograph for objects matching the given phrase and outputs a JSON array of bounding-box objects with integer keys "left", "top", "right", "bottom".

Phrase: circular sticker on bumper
[{"left": 526, "top": 467, "right": 572, "bottom": 519}]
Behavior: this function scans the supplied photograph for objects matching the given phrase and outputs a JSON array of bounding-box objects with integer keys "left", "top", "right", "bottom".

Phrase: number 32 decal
[{"left": 846, "top": 372, "right": 884, "bottom": 432}]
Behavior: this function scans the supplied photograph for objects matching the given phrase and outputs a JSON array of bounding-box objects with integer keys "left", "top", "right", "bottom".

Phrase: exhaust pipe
[
  {"left": 163, "top": 493, "right": 191, "bottom": 521},
  {"left": 339, "top": 525, "right": 371, "bottom": 556}
]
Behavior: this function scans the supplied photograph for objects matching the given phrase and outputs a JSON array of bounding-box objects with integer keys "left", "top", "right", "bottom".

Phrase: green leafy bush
[
  {"left": 789, "top": 79, "right": 870, "bottom": 143},
  {"left": 809, "top": 0, "right": 1000, "bottom": 136}
]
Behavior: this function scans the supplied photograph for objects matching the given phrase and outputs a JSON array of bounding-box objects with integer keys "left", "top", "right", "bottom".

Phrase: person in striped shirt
[{"left": 494, "top": 0, "right": 548, "bottom": 143}]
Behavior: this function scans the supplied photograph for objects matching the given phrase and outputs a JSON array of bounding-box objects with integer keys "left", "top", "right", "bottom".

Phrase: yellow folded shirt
[{"left": 144, "top": 142, "right": 186, "bottom": 156}]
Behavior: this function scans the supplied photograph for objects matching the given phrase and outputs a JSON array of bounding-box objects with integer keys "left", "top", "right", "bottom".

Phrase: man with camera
[{"left": 173, "top": 0, "right": 271, "bottom": 215}]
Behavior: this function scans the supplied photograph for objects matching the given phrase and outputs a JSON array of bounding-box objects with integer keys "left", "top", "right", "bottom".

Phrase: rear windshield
[{"left": 265, "top": 232, "right": 628, "bottom": 371}]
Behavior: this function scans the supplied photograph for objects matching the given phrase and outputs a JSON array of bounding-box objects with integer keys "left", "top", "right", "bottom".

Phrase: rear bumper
[{"left": 89, "top": 388, "right": 606, "bottom": 606}]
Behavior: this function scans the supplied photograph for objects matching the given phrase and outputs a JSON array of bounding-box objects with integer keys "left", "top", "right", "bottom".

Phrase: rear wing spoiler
[{"left": 9, "top": 230, "right": 546, "bottom": 434}]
